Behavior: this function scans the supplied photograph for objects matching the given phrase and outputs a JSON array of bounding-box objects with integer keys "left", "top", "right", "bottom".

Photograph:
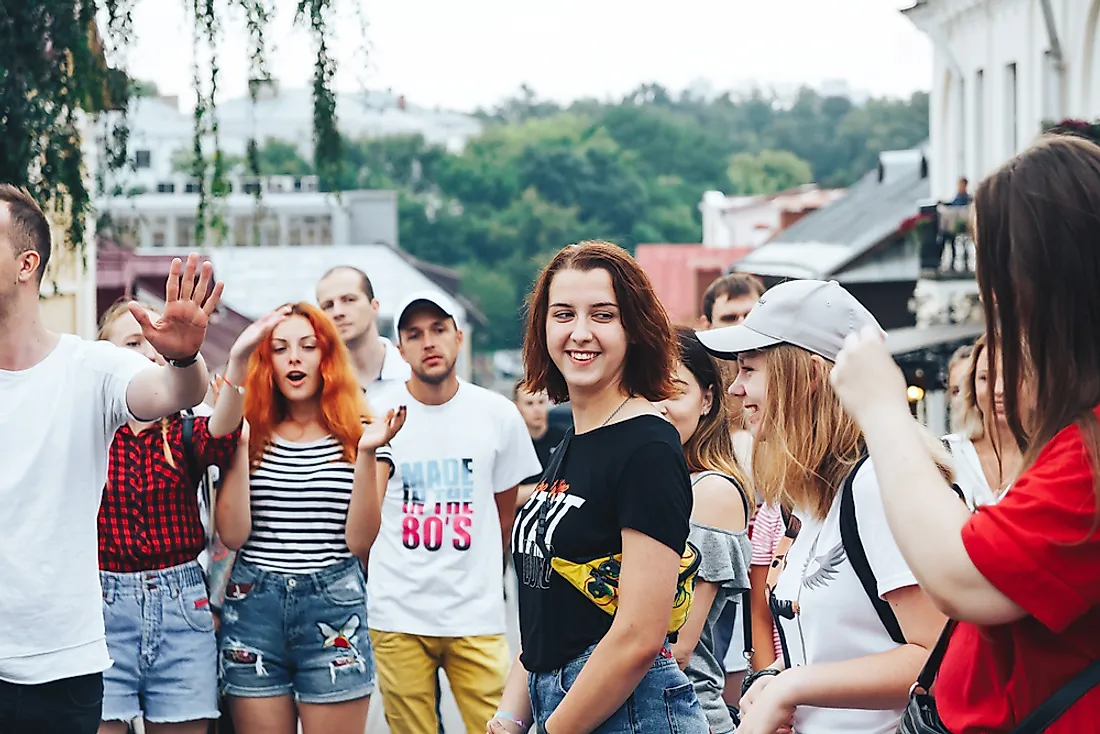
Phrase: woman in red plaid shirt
[{"left": 95, "top": 300, "right": 280, "bottom": 734}]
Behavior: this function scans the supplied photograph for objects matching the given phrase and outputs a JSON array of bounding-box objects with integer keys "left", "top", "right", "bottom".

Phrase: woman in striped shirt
[{"left": 215, "top": 302, "right": 406, "bottom": 734}]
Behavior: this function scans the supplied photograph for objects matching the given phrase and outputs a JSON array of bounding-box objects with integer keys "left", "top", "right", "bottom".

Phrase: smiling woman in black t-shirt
[{"left": 488, "top": 241, "right": 709, "bottom": 734}]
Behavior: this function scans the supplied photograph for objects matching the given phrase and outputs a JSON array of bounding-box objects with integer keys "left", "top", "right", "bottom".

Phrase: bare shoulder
[{"left": 690, "top": 473, "right": 748, "bottom": 533}]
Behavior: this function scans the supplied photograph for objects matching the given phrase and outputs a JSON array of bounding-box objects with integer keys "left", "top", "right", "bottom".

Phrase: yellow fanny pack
[{"left": 550, "top": 542, "right": 702, "bottom": 637}]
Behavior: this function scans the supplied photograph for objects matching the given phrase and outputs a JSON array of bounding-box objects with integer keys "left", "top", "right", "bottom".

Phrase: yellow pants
[{"left": 369, "top": 630, "right": 510, "bottom": 734}]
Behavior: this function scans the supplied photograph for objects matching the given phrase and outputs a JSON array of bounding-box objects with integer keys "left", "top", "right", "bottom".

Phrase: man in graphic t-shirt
[
  {"left": 513, "top": 381, "right": 568, "bottom": 506},
  {"left": 367, "top": 290, "right": 541, "bottom": 734},
  {"left": 316, "top": 264, "right": 411, "bottom": 399},
  {"left": 0, "top": 185, "right": 222, "bottom": 734}
]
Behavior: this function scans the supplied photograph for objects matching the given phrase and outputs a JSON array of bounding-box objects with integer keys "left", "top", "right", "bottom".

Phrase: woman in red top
[
  {"left": 96, "top": 300, "right": 282, "bottom": 734},
  {"left": 828, "top": 133, "right": 1100, "bottom": 731}
]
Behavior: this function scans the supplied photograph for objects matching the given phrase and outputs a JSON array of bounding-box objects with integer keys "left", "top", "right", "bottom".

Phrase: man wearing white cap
[{"left": 367, "top": 290, "right": 541, "bottom": 734}]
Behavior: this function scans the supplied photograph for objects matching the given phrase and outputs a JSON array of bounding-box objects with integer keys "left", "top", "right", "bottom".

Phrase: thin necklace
[{"left": 600, "top": 396, "right": 632, "bottom": 428}]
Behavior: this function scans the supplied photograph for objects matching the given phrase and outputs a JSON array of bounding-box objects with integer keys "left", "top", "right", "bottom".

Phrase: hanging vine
[{"left": 0, "top": 0, "right": 352, "bottom": 257}]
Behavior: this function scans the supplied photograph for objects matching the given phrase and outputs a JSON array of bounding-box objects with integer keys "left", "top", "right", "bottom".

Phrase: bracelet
[
  {"left": 221, "top": 374, "right": 245, "bottom": 395},
  {"left": 492, "top": 711, "right": 528, "bottom": 731},
  {"left": 741, "top": 667, "right": 781, "bottom": 697},
  {"left": 167, "top": 352, "right": 200, "bottom": 368}
]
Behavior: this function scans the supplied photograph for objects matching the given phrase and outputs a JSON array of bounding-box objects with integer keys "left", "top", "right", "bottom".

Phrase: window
[
  {"left": 974, "top": 69, "right": 985, "bottom": 174},
  {"left": 135, "top": 150, "right": 152, "bottom": 169},
  {"left": 156, "top": 182, "right": 175, "bottom": 193},
  {"left": 1005, "top": 63, "right": 1018, "bottom": 156}
]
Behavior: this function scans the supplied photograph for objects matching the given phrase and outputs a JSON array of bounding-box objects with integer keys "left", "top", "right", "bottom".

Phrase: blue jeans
[
  {"left": 217, "top": 557, "right": 374, "bottom": 704},
  {"left": 100, "top": 561, "right": 219, "bottom": 723},
  {"left": 528, "top": 644, "right": 709, "bottom": 733}
]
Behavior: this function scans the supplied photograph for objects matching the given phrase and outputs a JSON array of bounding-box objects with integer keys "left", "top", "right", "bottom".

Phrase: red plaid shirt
[{"left": 98, "top": 413, "right": 241, "bottom": 572}]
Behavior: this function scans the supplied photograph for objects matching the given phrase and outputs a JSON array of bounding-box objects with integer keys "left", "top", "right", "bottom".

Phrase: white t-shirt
[
  {"left": 362, "top": 337, "right": 412, "bottom": 402},
  {"left": 771, "top": 462, "right": 917, "bottom": 734},
  {"left": 0, "top": 335, "right": 149, "bottom": 684},
  {"left": 941, "top": 433, "right": 999, "bottom": 510},
  {"left": 367, "top": 380, "right": 541, "bottom": 637}
]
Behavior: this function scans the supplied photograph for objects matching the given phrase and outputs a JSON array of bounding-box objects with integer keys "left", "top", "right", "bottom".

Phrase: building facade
[
  {"left": 96, "top": 184, "right": 399, "bottom": 250},
  {"left": 906, "top": 0, "right": 1100, "bottom": 199}
]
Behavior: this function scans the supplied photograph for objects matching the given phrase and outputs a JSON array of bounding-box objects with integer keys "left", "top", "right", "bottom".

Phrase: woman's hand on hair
[
  {"left": 358, "top": 407, "right": 407, "bottom": 451},
  {"left": 228, "top": 305, "right": 293, "bottom": 364},
  {"left": 831, "top": 325, "right": 910, "bottom": 427}
]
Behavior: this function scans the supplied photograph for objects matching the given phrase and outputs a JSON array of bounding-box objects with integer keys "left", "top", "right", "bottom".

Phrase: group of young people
[{"left": 2, "top": 128, "right": 1099, "bottom": 734}]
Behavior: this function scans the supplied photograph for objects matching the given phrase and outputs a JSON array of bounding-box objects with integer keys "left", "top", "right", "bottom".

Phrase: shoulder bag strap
[
  {"left": 912, "top": 620, "right": 957, "bottom": 694},
  {"left": 839, "top": 453, "right": 907, "bottom": 645},
  {"left": 1012, "top": 657, "right": 1100, "bottom": 733}
]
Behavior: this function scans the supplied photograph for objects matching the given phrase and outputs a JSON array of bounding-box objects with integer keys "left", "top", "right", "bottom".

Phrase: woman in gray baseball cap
[{"left": 697, "top": 279, "right": 947, "bottom": 734}]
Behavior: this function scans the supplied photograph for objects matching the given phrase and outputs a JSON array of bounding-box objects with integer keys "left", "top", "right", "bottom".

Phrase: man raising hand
[{"left": 0, "top": 184, "right": 223, "bottom": 734}]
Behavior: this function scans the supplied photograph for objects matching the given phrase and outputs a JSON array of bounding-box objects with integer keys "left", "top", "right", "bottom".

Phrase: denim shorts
[
  {"left": 528, "top": 643, "right": 709, "bottom": 733},
  {"left": 217, "top": 557, "right": 374, "bottom": 704},
  {"left": 100, "top": 561, "right": 219, "bottom": 724}
]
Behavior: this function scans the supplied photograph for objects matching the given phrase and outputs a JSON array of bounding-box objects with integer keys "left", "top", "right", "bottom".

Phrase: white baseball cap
[
  {"left": 394, "top": 290, "right": 463, "bottom": 332},
  {"left": 696, "top": 279, "right": 882, "bottom": 362}
]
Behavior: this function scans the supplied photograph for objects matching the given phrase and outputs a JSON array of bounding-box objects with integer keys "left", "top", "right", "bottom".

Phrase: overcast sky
[{"left": 123, "top": 0, "right": 932, "bottom": 112}]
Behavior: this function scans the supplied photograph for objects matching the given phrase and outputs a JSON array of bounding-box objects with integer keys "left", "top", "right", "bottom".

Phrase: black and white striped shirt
[{"left": 240, "top": 434, "right": 393, "bottom": 574}]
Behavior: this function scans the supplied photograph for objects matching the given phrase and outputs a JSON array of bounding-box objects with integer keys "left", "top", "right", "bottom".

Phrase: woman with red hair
[{"left": 214, "top": 302, "right": 406, "bottom": 734}]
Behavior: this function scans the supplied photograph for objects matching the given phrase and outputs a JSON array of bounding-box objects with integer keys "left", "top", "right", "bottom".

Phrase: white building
[
  {"left": 104, "top": 87, "right": 483, "bottom": 194},
  {"left": 904, "top": 0, "right": 1100, "bottom": 200},
  {"left": 96, "top": 183, "right": 398, "bottom": 250},
  {"left": 699, "top": 185, "right": 847, "bottom": 249}
]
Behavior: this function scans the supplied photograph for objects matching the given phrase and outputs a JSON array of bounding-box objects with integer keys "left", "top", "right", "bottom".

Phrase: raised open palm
[
  {"left": 131, "top": 253, "right": 224, "bottom": 362},
  {"left": 358, "top": 407, "right": 407, "bottom": 451}
]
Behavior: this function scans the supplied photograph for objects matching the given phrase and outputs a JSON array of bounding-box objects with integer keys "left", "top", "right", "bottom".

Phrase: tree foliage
[
  {"left": 323, "top": 84, "right": 929, "bottom": 350},
  {"left": 0, "top": 0, "right": 350, "bottom": 256}
]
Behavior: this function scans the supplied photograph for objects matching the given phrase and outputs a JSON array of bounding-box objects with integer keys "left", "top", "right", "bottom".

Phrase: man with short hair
[
  {"left": 367, "top": 291, "right": 540, "bottom": 734},
  {"left": 699, "top": 272, "right": 765, "bottom": 329},
  {"left": 0, "top": 185, "right": 222, "bottom": 733},
  {"left": 316, "top": 264, "right": 410, "bottom": 397},
  {"left": 513, "top": 381, "right": 567, "bottom": 507}
]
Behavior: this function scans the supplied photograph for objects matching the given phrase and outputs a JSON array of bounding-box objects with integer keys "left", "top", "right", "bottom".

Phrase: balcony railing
[{"left": 916, "top": 201, "right": 975, "bottom": 279}]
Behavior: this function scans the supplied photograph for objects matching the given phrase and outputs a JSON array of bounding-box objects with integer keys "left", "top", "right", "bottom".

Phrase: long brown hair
[
  {"left": 243, "top": 302, "right": 370, "bottom": 466},
  {"left": 974, "top": 134, "right": 1100, "bottom": 511},
  {"left": 752, "top": 344, "right": 952, "bottom": 519},
  {"left": 955, "top": 336, "right": 987, "bottom": 440},
  {"left": 522, "top": 240, "right": 676, "bottom": 404},
  {"left": 97, "top": 298, "right": 178, "bottom": 467},
  {"left": 675, "top": 326, "right": 754, "bottom": 514}
]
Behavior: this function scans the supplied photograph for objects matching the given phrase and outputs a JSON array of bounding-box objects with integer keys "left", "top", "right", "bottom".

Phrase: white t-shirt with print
[
  {"left": 0, "top": 335, "right": 149, "bottom": 684},
  {"left": 367, "top": 380, "right": 541, "bottom": 637},
  {"left": 770, "top": 461, "right": 918, "bottom": 734}
]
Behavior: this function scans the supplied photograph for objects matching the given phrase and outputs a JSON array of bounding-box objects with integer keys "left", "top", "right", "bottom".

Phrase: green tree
[
  {"left": 2, "top": 0, "right": 353, "bottom": 254},
  {"left": 727, "top": 149, "right": 814, "bottom": 195}
]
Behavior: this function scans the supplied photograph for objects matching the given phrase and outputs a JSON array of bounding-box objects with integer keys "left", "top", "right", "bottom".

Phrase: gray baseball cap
[{"left": 695, "top": 279, "right": 882, "bottom": 362}]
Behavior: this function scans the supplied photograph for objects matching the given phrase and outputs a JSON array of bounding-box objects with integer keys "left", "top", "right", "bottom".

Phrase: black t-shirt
[
  {"left": 511, "top": 414, "right": 693, "bottom": 673},
  {"left": 520, "top": 424, "right": 569, "bottom": 486}
]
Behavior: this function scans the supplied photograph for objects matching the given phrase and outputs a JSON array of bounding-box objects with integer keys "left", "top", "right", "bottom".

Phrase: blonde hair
[
  {"left": 97, "top": 298, "right": 178, "bottom": 468},
  {"left": 954, "top": 336, "right": 988, "bottom": 440},
  {"left": 751, "top": 344, "right": 952, "bottom": 520}
]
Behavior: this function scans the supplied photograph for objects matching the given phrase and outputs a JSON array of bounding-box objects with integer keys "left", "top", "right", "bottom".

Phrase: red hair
[{"left": 244, "top": 302, "right": 370, "bottom": 466}]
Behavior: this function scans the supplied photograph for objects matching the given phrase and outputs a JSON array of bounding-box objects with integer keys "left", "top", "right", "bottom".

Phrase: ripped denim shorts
[{"left": 217, "top": 557, "right": 374, "bottom": 704}]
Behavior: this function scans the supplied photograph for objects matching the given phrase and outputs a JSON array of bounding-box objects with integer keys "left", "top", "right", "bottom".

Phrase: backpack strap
[
  {"left": 839, "top": 454, "right": 907, "bottom": 645},
  {"left": 1012, "top": 656, "right": 1100, "bottom": 733},
  {"left": 181, "top": 409, "right": 216, "bottom": 547}
]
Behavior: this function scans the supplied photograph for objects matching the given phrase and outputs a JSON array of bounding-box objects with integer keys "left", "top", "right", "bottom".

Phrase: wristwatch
[{"left": 167, "top": 352, "right": 200, "bottom": 368}]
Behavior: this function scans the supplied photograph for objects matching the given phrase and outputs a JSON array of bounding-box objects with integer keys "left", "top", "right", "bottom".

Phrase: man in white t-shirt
[
  {"left": 0, "top": 185, "right": 223, "bottom": 734},
  {"left": 316, "top": 264, "right": 411, "bottom": 399},
  {"left": 367, "top": 290, "right": 541, "bottom": 734}
]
